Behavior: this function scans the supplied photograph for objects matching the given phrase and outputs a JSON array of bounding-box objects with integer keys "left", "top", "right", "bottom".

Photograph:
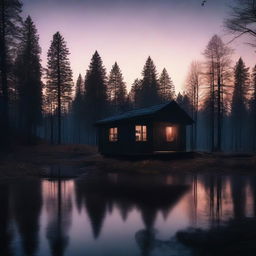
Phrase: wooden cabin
[{"left": 95, "top": 101, "right": 193, "bottom": 156}]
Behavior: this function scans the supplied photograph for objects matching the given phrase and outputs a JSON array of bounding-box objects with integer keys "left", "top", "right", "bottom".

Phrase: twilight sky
[{"left": 22, "top": 0, "right": 255, "bottom": 92}]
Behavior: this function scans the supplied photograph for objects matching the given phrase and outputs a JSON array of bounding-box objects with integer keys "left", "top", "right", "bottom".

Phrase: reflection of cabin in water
[{"left": 95, "top": 101, "right": 193, "bottom": 155}]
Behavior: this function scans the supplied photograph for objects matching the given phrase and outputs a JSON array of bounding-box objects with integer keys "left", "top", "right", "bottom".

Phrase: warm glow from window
[
  {"left": 166, "top": 126, "right": 175, "bottom": 142},
  {"left": 109, "top": 127, "right": 118, "bottom": 142},
  {"left": 135, "top": 125, "right": 147, "bottom": 141}
]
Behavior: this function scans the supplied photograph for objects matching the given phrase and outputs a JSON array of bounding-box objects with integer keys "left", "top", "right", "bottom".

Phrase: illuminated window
[
  {"left": 166, "top": 126, "right": 175, "bottom": 142},
  {"left": 135, "top": 125, "right": 147, "bottom": 141},
  {"left": 109, "top": 127, "right": 118, "bottom": 142}
]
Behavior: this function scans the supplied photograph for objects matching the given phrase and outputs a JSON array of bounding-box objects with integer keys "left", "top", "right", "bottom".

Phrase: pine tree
[
  {"left": 176, "top": 92, "right": 191, "bottom": 113},
  {"left": 46, "top": 32, "right": 73, "bottom": 144},
  {"left": 129, "top": 78, "right": 142, "bottom": 109},
  {"left": 107, "top": 62, "right": 127, "bottom": 114},
  {"left": 176, "top": 93, "right": 183, "bottom": 106},
  {"left": 158, "top": 68, "right": 175, "bottom": 102},
  {"left": 14, "top": 16, "right": 42, "bottom": 144},
  {"left": 0, "top": 0, "right": 22, "bottom": 148},
  {"left": 139, "top": 57, "right": 160, "bottom": 107},
  {"left": 75, "top": 74, "right": 84, "bottom": 99},
  {"left": 231, "top": 58, "right": 249, "bottom": 151},
  {"left": 84, "top": 51, "right": 108, "bottom": 142}
]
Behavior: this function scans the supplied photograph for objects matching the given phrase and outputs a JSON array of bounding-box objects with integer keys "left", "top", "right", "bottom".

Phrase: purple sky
[{"left": 22, "top": 0, "right": 256, "bottom": 92}]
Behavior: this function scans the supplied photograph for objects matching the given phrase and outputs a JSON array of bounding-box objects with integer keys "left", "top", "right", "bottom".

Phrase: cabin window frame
[
  {"left": 166, "top": 126, "right": 175, "bottom": 142},
  {"left": 109, "top": 127, "right": 118, "bottom": 142},
  {"left": 135, "top": 125, "right": 147, "bottom": 142}
]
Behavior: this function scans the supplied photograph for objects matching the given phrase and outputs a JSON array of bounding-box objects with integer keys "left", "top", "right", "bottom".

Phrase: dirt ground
[{"left": 0, "top": 144, "right": 256, "bottom": 179}]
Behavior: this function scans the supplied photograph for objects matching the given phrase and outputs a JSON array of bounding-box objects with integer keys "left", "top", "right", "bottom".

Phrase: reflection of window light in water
[
  {"left": 109, "top": 127, "right": 118, "bottom": 142},
  {"left": 166, "top": 126, "right": 175, "bottom": 142},
  {"left": 135, "top": 125, "right": 147, "bottom": 141}
]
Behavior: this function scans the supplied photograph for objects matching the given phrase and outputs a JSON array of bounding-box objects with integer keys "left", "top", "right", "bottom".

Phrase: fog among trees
[{"left": 0, "top": 0, "right": 256, "bottom": 152}]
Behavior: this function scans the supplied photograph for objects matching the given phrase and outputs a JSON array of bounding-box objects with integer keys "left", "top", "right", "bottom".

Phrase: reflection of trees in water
[
  {"left": 250, "top": 177, "right": 256, "bottom": 217},
  {"left": 206, "top": 175, "right": 223, "bottom": 225},
  {"left": 231, "top": 175, "right": 246, "bottom": 219},
  {"left": 11, "top": 179, "right": 42, "bottom": 256},
  {"left": 135, "top": 229, "right": 190, "bottom": 256},
  {"left": 45, "top": 179, "right": 72, "bottom": 256},
  {"left": 0, "top": 184, "right": 13, "bottom": 256},
  {"left": 75, "top": 178, "right": 108, "bottom": 239},
  {"left": 140, "top": 207, "right": 157, "bottom": 230},
  {"left": 135, "top": 229, "right": 155, "bottom": 256},
  {"left": 188, "top": 174, "right": 198, "bottom": 226},
  {"left": 191, "top": 174, "right": 251, "bottom": 226},
  {"left": 75, "top": 174, "right": 189, "bottom": 239},
  {"left": 115, "top": 199, "right": 133, "bottom": 221},
  {"left": 85, "top": 193, "right": 107, "bottom": 239},
  {"left": 191, "top": 175, "right": 225, "bottom": 226}
]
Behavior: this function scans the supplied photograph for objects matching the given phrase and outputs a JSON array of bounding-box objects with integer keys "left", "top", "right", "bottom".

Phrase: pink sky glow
[{"left": 22, "top": 0, "right": 256, "bottom": 93}]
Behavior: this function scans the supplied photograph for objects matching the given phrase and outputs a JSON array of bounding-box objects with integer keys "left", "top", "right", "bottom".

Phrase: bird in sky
[{"left": 201, "top": 0, "right": 207, "bottom": 6}]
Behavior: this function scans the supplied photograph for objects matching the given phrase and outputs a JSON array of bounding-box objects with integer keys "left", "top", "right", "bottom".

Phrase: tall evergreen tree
[
  {"left": 46, "top": 32, "right": 73, "bottom": 144},
  {"left": 231, "top": 58, "right": 249, "bottom": 151},
  {"left": 15, "top": 16, "right": 42, "bottom": 143},
  {"left": 176, "top": 92, "right": 191, "bottom": 114},
  {"left": 129, "top": 78, "right": 142, "bottom": 109},
  {"left": 0, "top": 0, "right": 22, "bottom": 148},
  {"left": 158, "top": 68, "right": 175, "bottom": 102},
  {"left": 176, "top": 92, "right": 183, "bottom": 106},
  {"left": 74, "top": 74, "right": 84, "bottom": 100},
  {"left": 139, "top": 57, "right": 159, "bottom": 107},
  {"left": 84, "top": 51, "right": 108, "bottom": 142},
  {"left": 107, "top": 62, "right": 127, "bottom": 114}
]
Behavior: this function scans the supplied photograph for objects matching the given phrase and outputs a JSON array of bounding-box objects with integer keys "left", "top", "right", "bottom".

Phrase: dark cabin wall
[
  {"left": 152, "top": 122, "right": 186, "bottom": 152},
  {"left": 98, "top": 120, "right": 154, "bottom": 155},
  {"left": 98, "top": 121, "right": 187, "bottom": 155}
]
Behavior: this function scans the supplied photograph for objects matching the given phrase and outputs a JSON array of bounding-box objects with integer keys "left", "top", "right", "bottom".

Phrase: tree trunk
[
  {"left": 217, "top": 74, "right": 221, "bottom": 152},
  {"left": 211, "top": 72, "right": 215, "bottom": 151},
  {"left": 50, "top": 112, "right": 54, "bottom": 145},
  {"left": 0, "top": 1, "right": 10, "bottom": 149},
  {"left": 209, "top": 55, "right": 215, "bottom": 152},
  {"left": 57, "top": 41, "right": 61, "bottom": 145}
]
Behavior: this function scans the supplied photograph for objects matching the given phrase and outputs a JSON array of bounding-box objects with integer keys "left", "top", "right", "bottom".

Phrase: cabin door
[{"left": 153, "top": 123, "right": 180, "bottom": 152}]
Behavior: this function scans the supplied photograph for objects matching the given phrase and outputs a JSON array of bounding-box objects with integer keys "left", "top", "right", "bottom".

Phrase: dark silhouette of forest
[{"left": 0, "top": 0, "right": 256, "bottom": 152}]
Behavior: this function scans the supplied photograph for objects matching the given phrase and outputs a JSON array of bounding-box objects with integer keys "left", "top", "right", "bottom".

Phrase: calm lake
[{"left": 1, "top": 170, "right": 256, "bottom": 256}]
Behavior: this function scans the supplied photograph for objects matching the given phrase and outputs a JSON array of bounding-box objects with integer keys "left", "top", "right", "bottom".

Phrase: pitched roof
[{"left": 96, "top": 101, "right": 193, "bottom": 125}]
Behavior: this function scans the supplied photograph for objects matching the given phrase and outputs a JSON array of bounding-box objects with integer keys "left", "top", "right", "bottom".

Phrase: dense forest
[{"left": 0, "top": 0, "right": 256, "bottom": 152}]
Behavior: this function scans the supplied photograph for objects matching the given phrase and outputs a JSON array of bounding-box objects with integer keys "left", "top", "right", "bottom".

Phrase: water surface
[{"left": 1, "top": 171, "right": 256, "bottom": 256}]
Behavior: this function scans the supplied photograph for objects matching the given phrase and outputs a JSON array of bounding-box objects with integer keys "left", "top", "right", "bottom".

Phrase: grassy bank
[
  {"left": 0, "top": 144, "right": 256, "bottom": 179},
  {"left": 0, "top": 144, "right": 98, "bottom": 179}
]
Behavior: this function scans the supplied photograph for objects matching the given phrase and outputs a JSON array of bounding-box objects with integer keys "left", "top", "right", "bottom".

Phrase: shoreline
[{"left": 0, "top": 144, "right": 256, "bottom": 180}]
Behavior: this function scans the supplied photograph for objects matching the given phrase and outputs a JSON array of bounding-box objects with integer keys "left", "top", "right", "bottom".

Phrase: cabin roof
[{"left": 95, "top": 101, "right": 194, "bottom": 125}]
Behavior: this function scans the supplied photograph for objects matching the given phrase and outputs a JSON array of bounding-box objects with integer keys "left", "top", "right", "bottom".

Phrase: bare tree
[
  {"left": 250, "top": 65, "right": 256, "bottom": 151},
  {"left": 225, "top": 0, "right": 256, "bottom": 44},
  {"left": 185, "top": 61, "right": 202, "bottom": 150},
  {"left": 203, "top": 35, "right": 233, "bottom": 152}
]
